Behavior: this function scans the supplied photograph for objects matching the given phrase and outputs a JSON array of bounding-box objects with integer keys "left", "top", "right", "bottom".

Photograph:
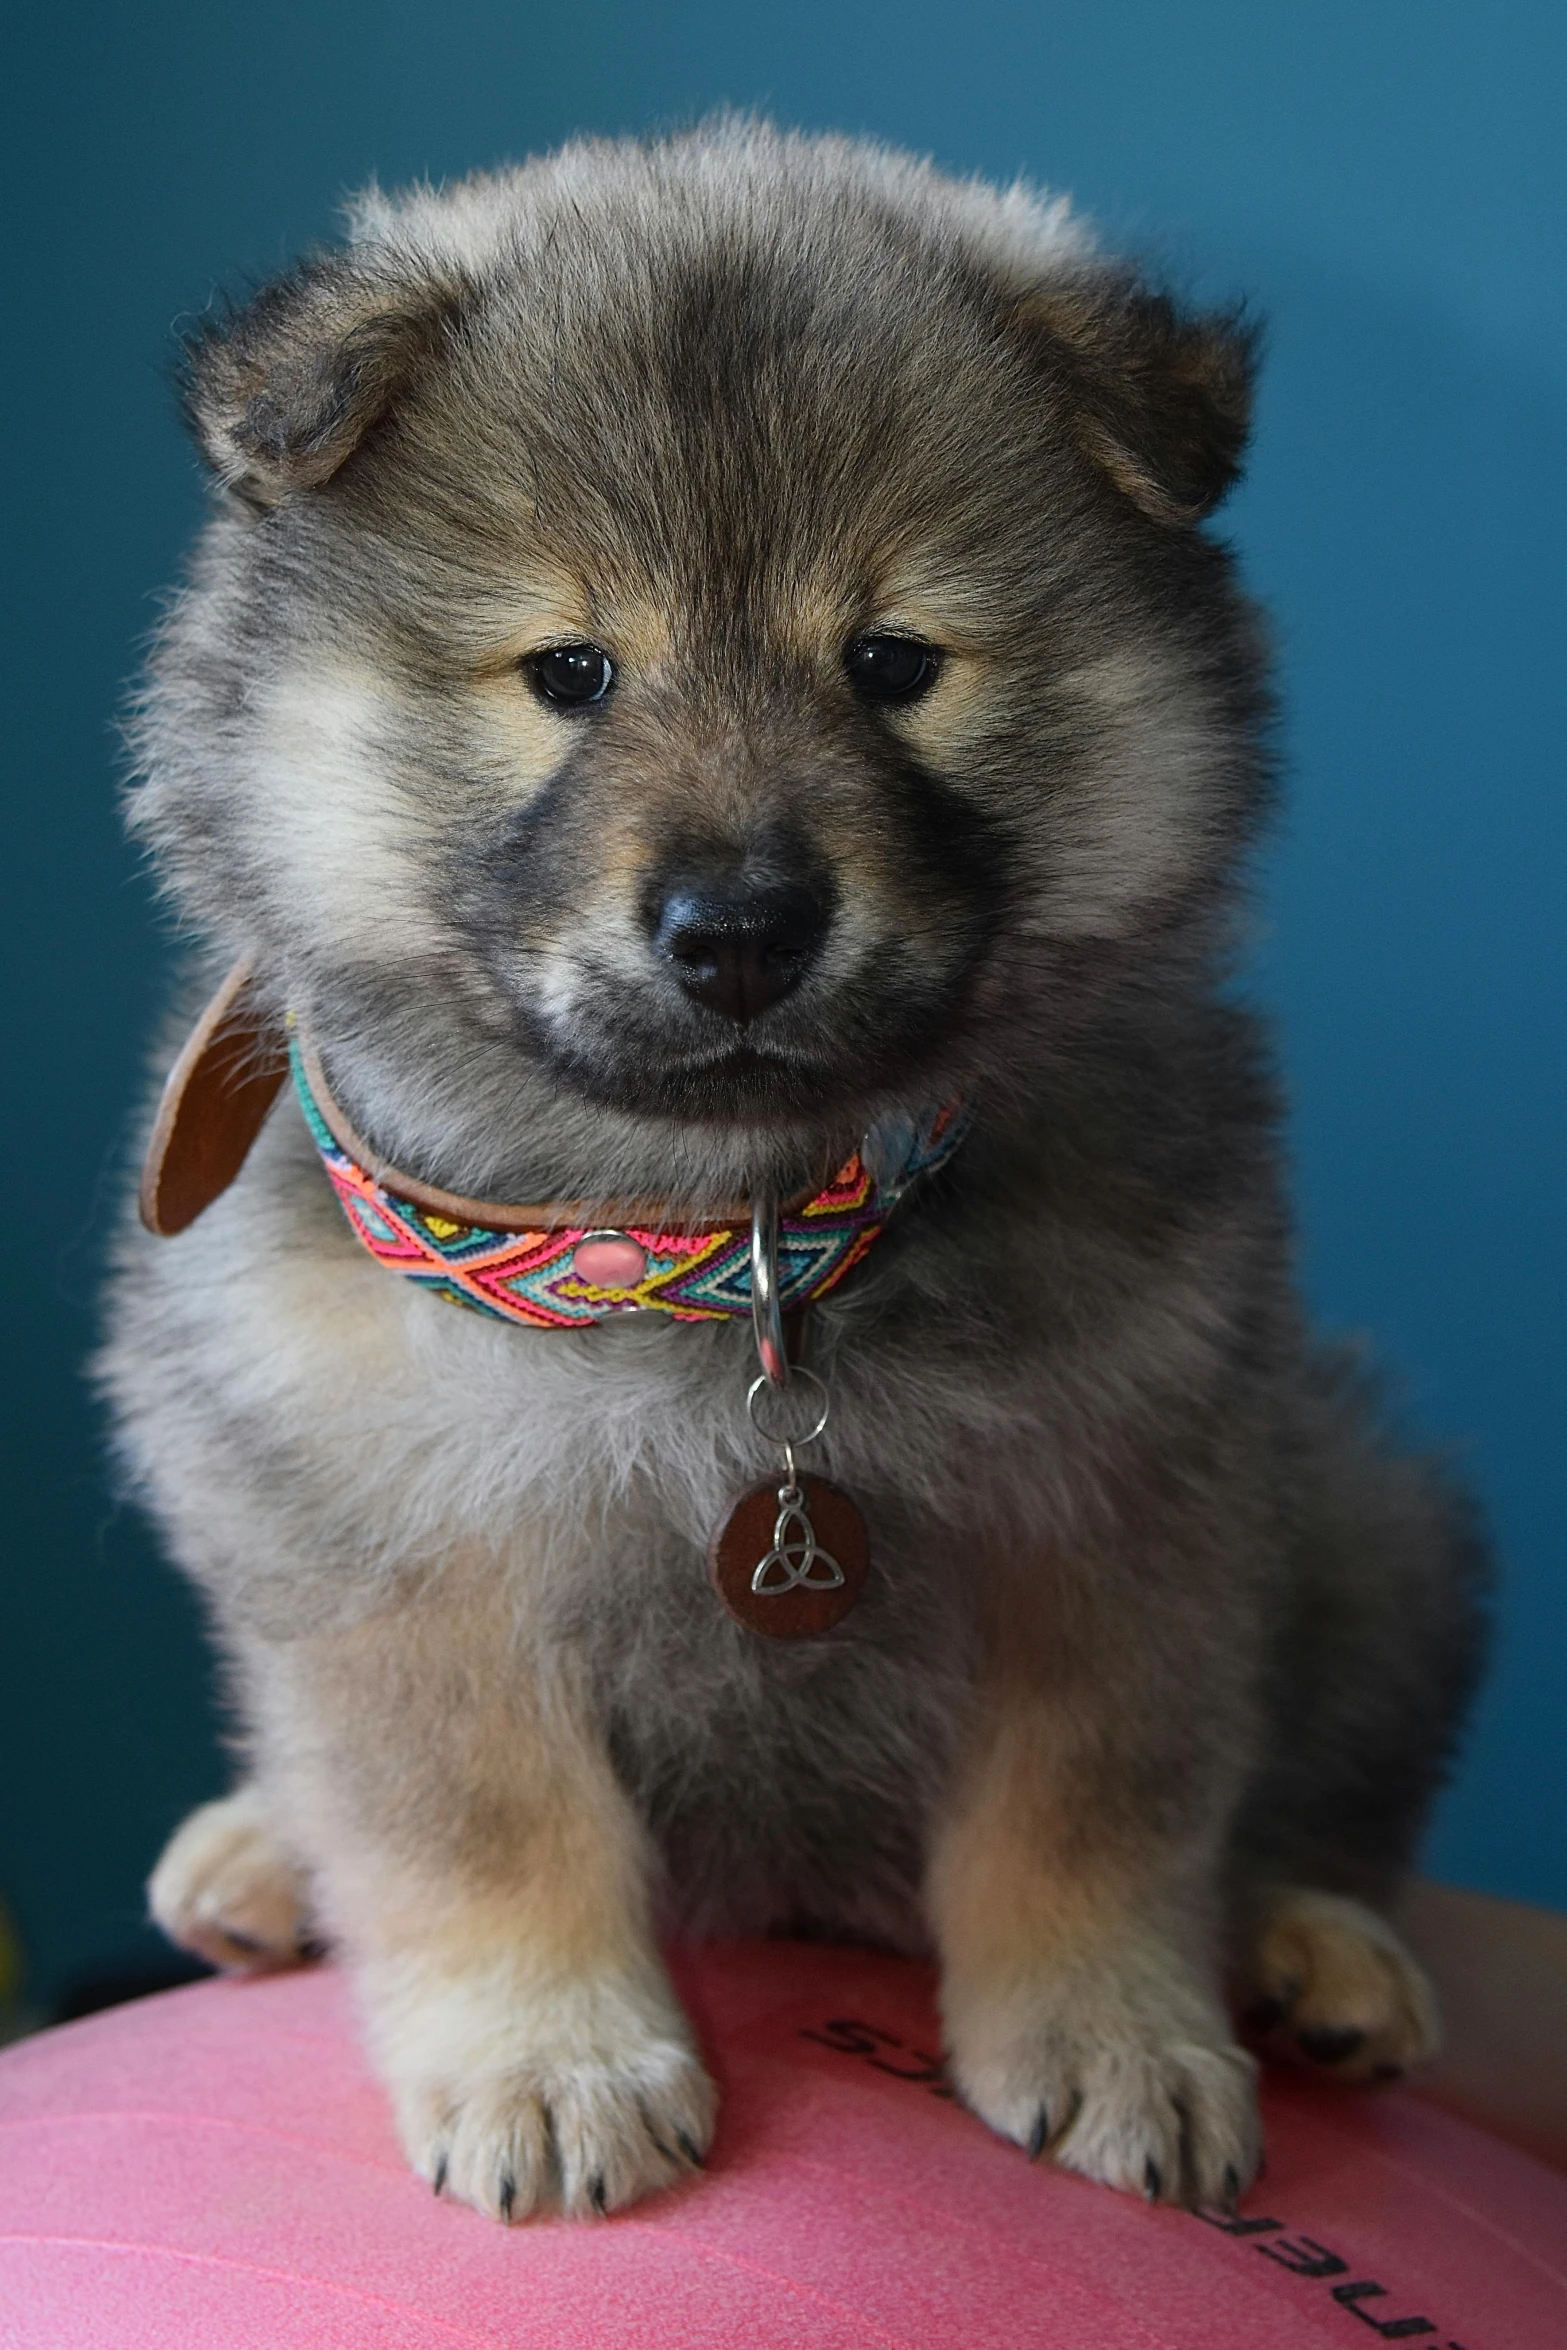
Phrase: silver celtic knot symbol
[{"left": 751, "top": 1484, "right": 846, "bottom": 1597}]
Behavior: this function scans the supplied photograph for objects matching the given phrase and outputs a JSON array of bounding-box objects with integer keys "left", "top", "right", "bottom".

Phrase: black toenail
[
  {"left": 1144, "top": 2158, "right": 1163, "bottom": 2201},
  {"left": 1028, "top": 2108, "right": 1050, "bottom": 2161},
  {"left": 1223, "top": 2162, "right": 1240, "bottom": 2206},
  {"left": 1297, "top": 2025, "right": 1366, "bottom": 2066},
  {"left": 431, "top": 2153, "right": 448, "bottom": 2197},
  {"left": 590, "top": 2174, "right": 607, "bottom": 2215},
  {"left": 498, "top": 2172, "right": 516, "bottom": 2222},
  {"left": 675, "top": 2128, "right": 705, "bottom": 2168}
]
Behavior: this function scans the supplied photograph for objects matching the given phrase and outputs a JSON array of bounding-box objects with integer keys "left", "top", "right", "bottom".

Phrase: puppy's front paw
[
  {"left": 149, "top": 1789, "right": 316, "bottom": 1970},
  {"left": 945, "top": 1958, "right": 1261, "bottom": 2208},
  {"left": 374, "top": 1964, "right": 716, "bottom": 2220},
  {"left": 1245, "top": 1887, "right": 1439, "bottom": 2082}
]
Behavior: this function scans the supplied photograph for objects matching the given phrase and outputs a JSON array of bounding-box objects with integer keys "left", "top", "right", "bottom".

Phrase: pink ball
[{"left": 1, "top": 1938, "right": 1562, "bottom": 2347}]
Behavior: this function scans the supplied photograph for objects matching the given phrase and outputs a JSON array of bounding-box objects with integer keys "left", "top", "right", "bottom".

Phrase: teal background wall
[{"left": 3, "top": 1, "right": 1562, "bottom": 2005}]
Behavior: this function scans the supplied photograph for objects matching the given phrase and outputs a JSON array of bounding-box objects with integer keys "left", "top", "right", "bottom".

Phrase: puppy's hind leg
[
  {"left": 1241, "top": 1887, "right": 1439, "bottom": 2082},
  {"left": 149, "top": 1784, "right": 318, "bottom": 1971}
]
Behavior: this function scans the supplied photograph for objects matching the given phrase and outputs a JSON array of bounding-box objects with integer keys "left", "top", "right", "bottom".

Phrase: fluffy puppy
[{"left": 105, "top": 123, "right": 1486, "bottom": 2221}]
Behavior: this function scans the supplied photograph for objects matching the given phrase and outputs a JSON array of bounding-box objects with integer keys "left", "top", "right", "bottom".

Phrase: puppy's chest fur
[
  {"left": 453, "top": 1311, "right": 980, "bottom": 1948},
  {"left": 400, "top": 1357, "right": 975, "bottom": 1948},
  {"left": 582, "top": 1526, "right": 971, "bottom": 1949}
]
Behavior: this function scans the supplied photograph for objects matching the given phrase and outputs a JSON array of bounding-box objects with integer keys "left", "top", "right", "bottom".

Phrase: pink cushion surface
[{"left": 1, "top": 1940, "right": 1563, "bottom": 2348}]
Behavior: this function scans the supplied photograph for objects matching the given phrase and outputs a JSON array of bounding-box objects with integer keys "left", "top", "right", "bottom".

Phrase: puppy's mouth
[
  {"left": 528, "top": 1018, "right": 917, "bottom": 1124},
  {"left": 495, "top": 944, "right": 976, "bottom": 1125}
]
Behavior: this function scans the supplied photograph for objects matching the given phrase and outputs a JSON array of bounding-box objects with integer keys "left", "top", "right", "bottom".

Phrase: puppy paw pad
[
  {"left": 401, "top": 2040, "right": 716, "bottom": 2222},
  {"left": 950, "top": 1990, "right": 1262, "bottom": 2209}
]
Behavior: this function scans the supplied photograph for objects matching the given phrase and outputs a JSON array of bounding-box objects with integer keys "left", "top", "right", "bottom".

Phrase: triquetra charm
[{"left": 707, "top": 1475, "right": 870, "bottom": 1638}]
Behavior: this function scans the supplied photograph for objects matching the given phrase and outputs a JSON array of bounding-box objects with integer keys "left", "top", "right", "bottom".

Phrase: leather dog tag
[
  {"left": 139, "top": 960, "right": 289, "bottom": 1236},
  {"left": 707, "top": 1475, "right": 870, "bottom": 1638}
]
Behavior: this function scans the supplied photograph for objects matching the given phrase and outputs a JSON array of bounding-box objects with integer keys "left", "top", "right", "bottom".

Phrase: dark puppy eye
[
  {"left": 528, "top": 642, "right": 614, "bottom": 707},
  {"left": 845, "top": 634, "right": 939, "bottom": 703}
]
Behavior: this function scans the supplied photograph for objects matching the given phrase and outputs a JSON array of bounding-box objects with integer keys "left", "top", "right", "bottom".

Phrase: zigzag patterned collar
[
  {"left": 138, "top": 961, "right": 971, "bottom": 1332},
  {"left": 289, "top": 1027, "right": 970, "bottom": 1332}
]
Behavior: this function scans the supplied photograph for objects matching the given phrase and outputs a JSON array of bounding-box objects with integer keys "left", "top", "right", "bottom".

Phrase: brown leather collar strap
[{"left": 291, "top": 1030, "right": 804, "bottom": 1236}]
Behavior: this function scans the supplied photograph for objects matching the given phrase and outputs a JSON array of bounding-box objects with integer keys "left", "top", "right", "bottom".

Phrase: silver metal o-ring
[{"left": 746, "top": 1367, "right": 830, "bottom": 1450}]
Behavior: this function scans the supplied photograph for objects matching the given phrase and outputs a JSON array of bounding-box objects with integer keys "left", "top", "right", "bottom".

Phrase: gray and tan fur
[{"left": 104, "top": 123, "right": 1487, "bottom": 2220}]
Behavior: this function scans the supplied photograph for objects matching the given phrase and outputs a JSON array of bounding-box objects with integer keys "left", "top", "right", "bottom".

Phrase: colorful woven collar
[{"left": 290, "top": 1031, "right": 970, "bottom": 1332}]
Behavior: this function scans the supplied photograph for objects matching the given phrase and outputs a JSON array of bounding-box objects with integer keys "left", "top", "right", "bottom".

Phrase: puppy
[{"left": 104, "top": 123, "right": 1487, "bottom": 2220}]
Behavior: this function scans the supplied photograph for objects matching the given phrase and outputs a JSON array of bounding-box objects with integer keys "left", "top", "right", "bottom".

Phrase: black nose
[{"left": 655, "top": 882, "right": 826, "bottom": 1026}]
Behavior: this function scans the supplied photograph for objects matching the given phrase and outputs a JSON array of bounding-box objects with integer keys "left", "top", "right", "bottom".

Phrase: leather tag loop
[{"left": 139, "top": 959, "right": 289, "bottom": 1236}]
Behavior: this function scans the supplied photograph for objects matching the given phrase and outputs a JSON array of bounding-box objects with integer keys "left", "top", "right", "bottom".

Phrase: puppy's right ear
[
  {"left": 1011, "top": 272, "right": 1258, "bottom": 527},
  {"left": 183, "top": 256, "right": 463, "bottom": 510}
]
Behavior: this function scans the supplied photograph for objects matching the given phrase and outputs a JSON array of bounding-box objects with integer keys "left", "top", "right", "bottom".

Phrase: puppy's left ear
[{"left": 1014, "top": 276, "right": 1259, "bottom": 526}]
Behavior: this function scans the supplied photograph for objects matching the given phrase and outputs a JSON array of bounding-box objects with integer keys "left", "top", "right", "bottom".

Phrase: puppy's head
[{"left": 135, "top": 127, "right": 1265, "bottom": 1193}]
